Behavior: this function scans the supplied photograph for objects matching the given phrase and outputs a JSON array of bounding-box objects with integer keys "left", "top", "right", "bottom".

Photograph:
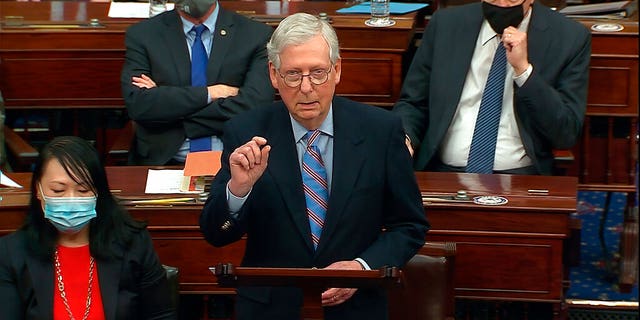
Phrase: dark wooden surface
[
  {"left": 0, "top": 167, "right": 576, "bottom": 309},
  {"left": 571, "top": 17, "right": 638, "bottom": 187},
  {"left": 1, "top": 1, "right": 637, "bottom": 112},
  {"left": 417, "top": 172, "right": 576, "bottom": 309},
  {"left": 0, "top": 1, "right": 417, "bottom": 109},
  {"left": 0, "top": 1, "right": 637, "bottom": 186},
  {"left": 581, "top": 17, "right": 638, "bottom": 117},
  {"left": 214, "top": 265, "right": 400, "bottom": 320}
]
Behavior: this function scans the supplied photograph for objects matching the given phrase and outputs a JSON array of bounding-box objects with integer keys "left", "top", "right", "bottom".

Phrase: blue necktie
[
  {"left": 302, "top": 130, "right": 328, "bottom": 249},
  {"left": 466, "top": 44, "right": 507, "bottom": 174},
  {"left": 190, "top": 24, "right": 212, "bottom": 152}
]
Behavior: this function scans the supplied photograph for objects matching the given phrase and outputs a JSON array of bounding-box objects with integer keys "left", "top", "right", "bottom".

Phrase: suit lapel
[
  {"left": 265, "top": 104, "right": 314, "bottom": 251},
  {"left": 208, "top": 8, "right": 234, "bottom": 82},
  {"left": 162, "top": 11, "right": 191, "bottom": 85},
  {"left": 526, "top": 4, "right": 551, "bottom": 70},
  {"left": 97, "top": 256, "right": 122, "bottom": 320},
  {"left": 26, "top": 255, "right": 54, "bottom": 319},
  {"left": 315, "top": 99, "right": 366, "bottom": 254},
  {"left": 442, "top": 4, "right": 484, "bottom": 123}
]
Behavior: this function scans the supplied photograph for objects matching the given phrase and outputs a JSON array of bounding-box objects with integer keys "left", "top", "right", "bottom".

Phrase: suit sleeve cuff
[
  {"left": 354, "top": 258, "right": 371, "bottom": 270},
  {"left": 514, "top": 64, "right": 533, "bottom": 87},
  {"left": 226, "top": 181, "right": 250, "bottom": 216}
]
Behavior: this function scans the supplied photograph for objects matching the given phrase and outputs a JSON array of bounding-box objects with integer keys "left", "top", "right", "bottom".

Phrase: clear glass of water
[
  {"left": 149, "top": 0, "right": 167, "bottom": 17},
  {"left": 365, "top": 0, "right": 395, "bottom": 27}
]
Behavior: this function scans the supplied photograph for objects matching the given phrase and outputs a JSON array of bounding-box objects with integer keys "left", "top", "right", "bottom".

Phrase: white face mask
[{"left": 40, "top": 186, "right": 97, "bottom": 234}]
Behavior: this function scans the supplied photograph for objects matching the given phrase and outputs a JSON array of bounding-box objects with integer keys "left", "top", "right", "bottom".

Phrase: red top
[{"left": 53, "top": 245, "right": 105, "bottom": 320}]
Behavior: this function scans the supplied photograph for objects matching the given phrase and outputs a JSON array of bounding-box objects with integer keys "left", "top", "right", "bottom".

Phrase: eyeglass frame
[{"left": 275, "top": 66, "right": 334, "bottom": 88}]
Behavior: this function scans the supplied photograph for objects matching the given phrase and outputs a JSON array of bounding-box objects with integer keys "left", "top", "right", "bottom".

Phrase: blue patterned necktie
[
  {"left": 302, "top": 130, "right": 328, "bottom": 249},
  {"left": 189, "top": 24, "right": 211, "bottom": 152},
  {"left": 466, "top": 44, "right": 507, "bottom": 174}
]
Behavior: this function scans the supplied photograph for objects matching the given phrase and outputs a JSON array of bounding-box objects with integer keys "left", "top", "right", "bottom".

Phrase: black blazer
[
  {"left": 0, "top": 228, "right": 175, "bottom": 320},
  {"left": 200, "top": 96, "right": 430, "bottom": 320},
  {"left": 121, "top": 7, "right": 275, "bottom": 165},
  {"left": 393, "top": 2, "right": 591, "bottom": 174}
]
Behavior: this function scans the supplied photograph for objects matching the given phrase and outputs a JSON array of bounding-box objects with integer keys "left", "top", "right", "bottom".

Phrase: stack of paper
[
  {"left": 182, "top": 151, "right": 221, "bottom": 193},
  {"left": 559, "top": 0, "right": 637, "bottom": 17}
]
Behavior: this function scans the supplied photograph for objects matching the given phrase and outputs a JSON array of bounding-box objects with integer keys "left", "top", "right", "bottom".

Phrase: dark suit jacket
[
  {"left": 393, "top": 3, "right": 591, "bottom": 175},
  {"left": 200, "top": 96, "right": 430, "bottom": 320},
  {"left": 121, "top": 7, "right": 274, "bottom": 165},
  {"left": 0, "top": 228, "right": 175, "bottom": 320}
]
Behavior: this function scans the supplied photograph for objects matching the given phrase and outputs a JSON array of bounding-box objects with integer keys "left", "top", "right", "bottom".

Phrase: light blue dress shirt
[
  {"left": 174, "top": 6, "right": 223, "bottom": 162},
  {"left": 224, "top": 106, "right": 370, "bottom": 269}
]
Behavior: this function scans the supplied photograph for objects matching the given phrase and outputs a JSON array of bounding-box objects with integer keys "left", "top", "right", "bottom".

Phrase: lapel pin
[{"left": 220, "top": 29, "right": 227, "bottom": 36}]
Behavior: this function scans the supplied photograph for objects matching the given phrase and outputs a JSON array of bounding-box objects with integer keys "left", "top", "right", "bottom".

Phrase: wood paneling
[
  {"left": 1, "top": 168, "right": 576, "bottom": 314},
  {"left": 0, "top": 1, "right": 417, "bottom": 109}
]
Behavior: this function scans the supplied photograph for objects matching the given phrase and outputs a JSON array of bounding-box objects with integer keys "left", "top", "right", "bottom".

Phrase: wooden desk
[
  {"left": 0, "top": 1, "right": 417, "bottom": 109},
  {"left": 1, "top": 1, "right": 638, "bottom": 186},
  {"left": 566, "top": 18, "right": 639, "bottom": 293},
  {"left": 572, "top": 18, "right": 638, "bottom": 186},
  {"left": 0, "top": 167, "right": 243, "bottom": 293},
  {"left": 0, "top": 167, "right": 576, "bottom": 315},
  {"left": 578, "top": 18, "right": 638, "bottom": 117},
  {"left": 417, "top": 172, "right": 576, "bottom": 318},
  {"left": 1, "top": 1, "right": 635, "bottom": 114}
]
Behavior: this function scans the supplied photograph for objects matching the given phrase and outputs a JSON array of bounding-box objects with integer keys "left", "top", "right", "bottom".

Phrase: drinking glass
[{"left": 365, "top": 0, "right": 395, "bottom": 27}]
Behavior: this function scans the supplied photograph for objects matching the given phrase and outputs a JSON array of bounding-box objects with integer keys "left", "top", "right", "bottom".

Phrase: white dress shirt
[{"left": 439, "top": 10, "right": 533, "bottom": 171}]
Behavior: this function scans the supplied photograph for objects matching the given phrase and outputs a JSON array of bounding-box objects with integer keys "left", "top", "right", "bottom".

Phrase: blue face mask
[{"left": 41, "top": 188, "right": 97, "bottom": 234}]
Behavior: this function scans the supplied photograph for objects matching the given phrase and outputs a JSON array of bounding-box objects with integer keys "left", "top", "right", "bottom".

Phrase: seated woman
[{"left": 0, "top": 136, "right": 176, "bottom": 319}]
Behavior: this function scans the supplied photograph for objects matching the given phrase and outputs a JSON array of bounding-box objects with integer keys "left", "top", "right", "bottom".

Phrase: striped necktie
[
  {"left": 189, "top": 24, "right": 211, "bottom": 152},
  {"left": 302, "top": 130, "right": 328, "bottom": 249},
  {"left": 466, "top": 44, "right": 507, "bottom": 174}
]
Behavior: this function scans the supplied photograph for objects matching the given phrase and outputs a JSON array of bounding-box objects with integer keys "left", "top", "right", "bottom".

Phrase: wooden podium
[{"left": 211, "top": 263, "right": 401, "bottom": 320}]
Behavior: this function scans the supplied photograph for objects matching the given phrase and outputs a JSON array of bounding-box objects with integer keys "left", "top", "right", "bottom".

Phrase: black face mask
[
  {"left": 175, "top": 0, "right": 216, "bottom": 19},
  {"left": 482, "top": 1, "right": 525, "bottom": 35}
]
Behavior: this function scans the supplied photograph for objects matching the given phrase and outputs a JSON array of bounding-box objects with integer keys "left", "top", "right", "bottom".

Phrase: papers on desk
[
  {"left": 145, "top": 169, "right": 206, "bottom": 194},
  {"left": 559, "top": 0, "right": 637, "bottom": 17},
  {"left": 1, "top": 171, "right": 22, "bottom": 188},
  {"left": 184, "top": 151, "right": 221, "bottom": 177},
  {"left": 336, "top": 2, "right": 429, "bottom": 14},
  {"left": 145, "top": 169, "right": 186, "bottom": 194},
  {"left": 108, "top": 2, "right": 175, "bottom": 18},
  {"left": 144, "top": 161, "right": 217, "bottom": 194},
  {"left": 144, "top": 152, "right": 220, "bottom": 194},
  {"left": 182, "top": 150, "right": 221, "bottom": 193}
]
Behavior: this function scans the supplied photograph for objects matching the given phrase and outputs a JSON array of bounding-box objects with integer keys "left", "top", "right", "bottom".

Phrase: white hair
[{"left": 267, "top": 13, "right": 341, "bottom": 70}]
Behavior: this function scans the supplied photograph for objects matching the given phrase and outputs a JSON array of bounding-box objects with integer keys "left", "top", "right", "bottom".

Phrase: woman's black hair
[{"left": 22, "top": 136, "right": 145, "bottom": 260}]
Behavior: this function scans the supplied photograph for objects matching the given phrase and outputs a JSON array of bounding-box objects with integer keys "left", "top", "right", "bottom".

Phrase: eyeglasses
[{"left": 277, "top": 67, "right": 333, "bottom": 88}]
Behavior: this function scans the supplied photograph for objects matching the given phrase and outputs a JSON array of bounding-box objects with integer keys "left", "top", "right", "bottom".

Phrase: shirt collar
[
  {"left": 480, "top": 6, "right": 532, "bottom": 46},
  {"left": 180, "top": 4, "right": 219, "bottom": 37},
  {"left": 291, "top": 105, "right": 335, "bottom": 143}
]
